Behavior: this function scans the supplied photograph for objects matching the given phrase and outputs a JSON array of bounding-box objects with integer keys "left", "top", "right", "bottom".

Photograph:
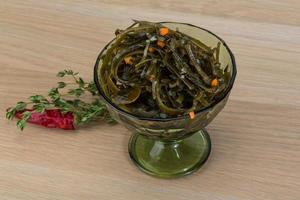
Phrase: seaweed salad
[{"left": 98, "top": 20, "right": 230, "bottom": 119}]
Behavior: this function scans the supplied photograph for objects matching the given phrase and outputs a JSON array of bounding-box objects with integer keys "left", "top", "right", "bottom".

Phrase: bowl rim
[{"left": 94, "top": 21, "right": 237, "bottom": 122}]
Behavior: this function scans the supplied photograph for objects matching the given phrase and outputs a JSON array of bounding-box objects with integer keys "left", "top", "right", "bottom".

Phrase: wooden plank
[{"left": 0, "top": 0, "right": 299, "bottom": 199}]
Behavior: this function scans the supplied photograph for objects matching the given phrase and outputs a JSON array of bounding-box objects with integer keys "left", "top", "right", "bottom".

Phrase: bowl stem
[{"left": 128, "top": 129, "right": 211, "bottom": 178}]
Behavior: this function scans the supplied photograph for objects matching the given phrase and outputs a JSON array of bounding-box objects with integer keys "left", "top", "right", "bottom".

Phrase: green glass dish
[{"left": 94, "top": 22, "right": 237, "bottom": 178}]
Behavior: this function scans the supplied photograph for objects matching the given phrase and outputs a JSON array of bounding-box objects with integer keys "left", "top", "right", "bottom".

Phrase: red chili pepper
[{"left": 15, "top": 109, "right": 75, "bottom": 130}]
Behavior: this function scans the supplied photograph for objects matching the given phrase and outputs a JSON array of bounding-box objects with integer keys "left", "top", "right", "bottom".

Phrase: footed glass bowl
[{"left": 94, "top": 22, "right": 237, "bottom": 178}]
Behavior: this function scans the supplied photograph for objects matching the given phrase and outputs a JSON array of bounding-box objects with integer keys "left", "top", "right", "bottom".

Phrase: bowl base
[{"left": 128, "top": 130, "right": 211, "bottom": 178}]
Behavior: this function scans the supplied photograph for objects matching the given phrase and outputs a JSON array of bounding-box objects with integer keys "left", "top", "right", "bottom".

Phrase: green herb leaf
[
  {"left": 16, "top": 111, "right": 31, "bottom": 131},
  {"left": 33, "top": 104, "right": 46, "bottom": 113},
  {"left": 86, "top": 82, "right": 98, "bottom": 95},
  {"left": 57, "top": 82, "right": 66, "bottom": 89},
  {"left": 57, "top": 71, "right": 66, "bottom": 77},
  {"left": 68, "top": 88, "right": 84, "bottom": 97},
  {"left": 48, "top": 88, "right": 60, "bottom": 100},
  {"left": 6, "top": 108, "right": 16, "bottom": 120},
  {"left": 15, "top": 101, "right": 27, "bottom": 111},
  {"left": 71, "top": 99, "right": 81, "bottom": 107},
  {"left": 16, "top": 119, "right": 26, "bottom": 131},
  {"left": 78, "top": 78, "right": 85, "bottom": 87},
  {"left": 64, "top": 70, "right": 74, "bottom": 75},
  {"left": 22, "top": 111, "right": 32, "bottom": 120},
  {"left": 29, "top": 95, "right": 47, "bottom": 103}
]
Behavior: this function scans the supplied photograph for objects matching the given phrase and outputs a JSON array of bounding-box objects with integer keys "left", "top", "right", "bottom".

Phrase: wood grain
[{"left": 0, "top": 0, "right": 300, "bottom": 199}]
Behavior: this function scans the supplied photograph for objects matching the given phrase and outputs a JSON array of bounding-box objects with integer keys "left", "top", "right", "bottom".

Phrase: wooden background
[{"left": 1, "top": 0, "right": 300, "bottom": 199}]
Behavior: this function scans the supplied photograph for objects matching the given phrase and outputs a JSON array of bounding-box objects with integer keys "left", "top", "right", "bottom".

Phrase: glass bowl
[{"left": 94, "top": 22, "right": 237, "bottom": 178}]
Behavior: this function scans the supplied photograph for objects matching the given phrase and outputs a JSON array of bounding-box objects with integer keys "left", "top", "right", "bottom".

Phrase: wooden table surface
[{"left": 1, "top": 0, "right": 300, "bottom": 199}]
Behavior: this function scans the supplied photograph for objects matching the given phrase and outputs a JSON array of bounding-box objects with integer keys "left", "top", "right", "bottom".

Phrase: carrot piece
[
  {"left": 124, "top": 56, "right": 134, "bottom": 65},
  {"left": 148, "top": 47, "right": 155, "bottom": 53},
  {"left": 157, "top": 40, "right": 165, "bottom": 48},
  {"left": 211, "top": 78, "right": 219, "bottom": 87},
  {"left": 189, "top": 111, "right": 195, "bottom": 119},
  {"left": 159, "top": 27, "right": 169, "bottom": 36}
]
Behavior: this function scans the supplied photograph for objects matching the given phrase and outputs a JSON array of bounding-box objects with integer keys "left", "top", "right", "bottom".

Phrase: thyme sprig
[{"left": 6, "top": 70, "right": 116, "bottom": 130}]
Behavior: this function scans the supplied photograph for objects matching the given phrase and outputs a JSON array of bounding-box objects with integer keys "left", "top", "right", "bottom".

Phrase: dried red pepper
[{"left": 14, "top": 109, "right": 75, "bottom": 130}]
